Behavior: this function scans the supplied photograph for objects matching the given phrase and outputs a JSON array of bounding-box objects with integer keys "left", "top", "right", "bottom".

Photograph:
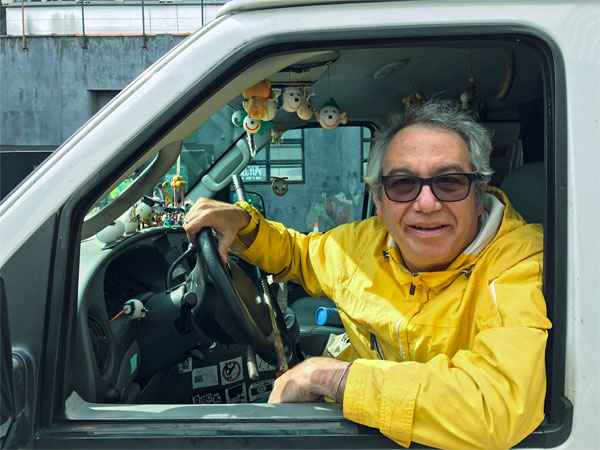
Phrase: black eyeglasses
[{"left": 381, "top": 172, "right": 480, "bottom": 202}]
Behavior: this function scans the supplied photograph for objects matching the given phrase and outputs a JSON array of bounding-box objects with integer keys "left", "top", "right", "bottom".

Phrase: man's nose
[{"left": 412, "top": 184, "right": 442, "bottom": 212}]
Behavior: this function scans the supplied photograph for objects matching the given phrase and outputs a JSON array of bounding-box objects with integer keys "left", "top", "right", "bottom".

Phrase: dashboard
[
  {"left": 71, "top": 227, "right": 293, "bottom": 405},
  {"left": 73, "top": 228, "right": 201, "bottom": 404}
]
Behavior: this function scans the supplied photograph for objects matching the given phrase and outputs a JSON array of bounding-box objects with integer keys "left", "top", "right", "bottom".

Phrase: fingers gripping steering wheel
[{"left": 196, "top": 228, "right": 290, "bottom": 368}]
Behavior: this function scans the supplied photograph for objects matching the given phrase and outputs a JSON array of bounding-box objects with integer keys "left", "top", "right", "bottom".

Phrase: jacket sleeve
[
  {"left": 237, "top": 210, "right": 350, "bottom": 299},
  {"left": 343, "top": 259, "right": 552, "bottom": 449}
]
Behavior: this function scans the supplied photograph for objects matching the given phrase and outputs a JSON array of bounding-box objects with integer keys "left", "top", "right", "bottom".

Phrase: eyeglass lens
[{"left": 384, "top": 174, "right": 472, "bottom": 202}]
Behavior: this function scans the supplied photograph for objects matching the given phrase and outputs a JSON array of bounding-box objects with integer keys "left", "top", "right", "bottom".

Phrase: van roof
[{"left": 217, "top": 0, "right": 400, "bottom": 17}]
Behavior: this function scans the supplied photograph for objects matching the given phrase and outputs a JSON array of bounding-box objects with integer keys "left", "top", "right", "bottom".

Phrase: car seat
[{"left": 499, "top": 161, "right": 545, "bottom": 224}]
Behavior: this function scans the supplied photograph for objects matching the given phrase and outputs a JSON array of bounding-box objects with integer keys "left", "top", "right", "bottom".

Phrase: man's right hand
[{"left": 183, "top": 198, "right": 252, "bottom": 263}]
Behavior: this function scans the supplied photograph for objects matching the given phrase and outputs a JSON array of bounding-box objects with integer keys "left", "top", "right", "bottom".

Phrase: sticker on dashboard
[
  {"left": 225, "top": 383, "right": 247, "bottom": 403},
  {"left": 220, "top": 357, "right": 243, "bottom": 385},
  {"left": 178, "top": 357, "right": 193, "bottom": 374},
  {"left": 192, "top": 365, "right": 219, "bottom": 389}
]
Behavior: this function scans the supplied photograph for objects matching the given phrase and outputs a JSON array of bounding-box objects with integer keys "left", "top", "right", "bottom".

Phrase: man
[{"left": 184, "top": 100, "right": 551, "bottom": 449}]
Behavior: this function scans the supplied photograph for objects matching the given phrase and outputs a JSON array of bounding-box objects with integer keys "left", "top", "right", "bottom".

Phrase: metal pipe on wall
[
  {"left": 80, "top": 0, "right": 87, "bottom": 49},
  {"left": 21, "top": 0, "right": 27, "bottom": 51},
  {"left": 141, "top": 0, "right": 147, "bottom": 49}
]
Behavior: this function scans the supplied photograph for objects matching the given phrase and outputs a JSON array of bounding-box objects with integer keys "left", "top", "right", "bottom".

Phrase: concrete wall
[
  {"left": 0, "top": 34, "right": 187, "bottom": 197},
  {"left": 1, "top": 35, "right": 186, "bottom": 147},
  {"left": 0, "top": 34, "right": 367, "bottom": 226}
]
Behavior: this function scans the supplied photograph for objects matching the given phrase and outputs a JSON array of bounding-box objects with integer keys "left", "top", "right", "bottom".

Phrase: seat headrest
[{"left": 499, "top": 161, "right": 545, "bottom": 225}]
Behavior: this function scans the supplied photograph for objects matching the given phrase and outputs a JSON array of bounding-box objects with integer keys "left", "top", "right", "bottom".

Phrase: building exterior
[{"left": 0, "top": 1, "right": 220, "bottom": 198}]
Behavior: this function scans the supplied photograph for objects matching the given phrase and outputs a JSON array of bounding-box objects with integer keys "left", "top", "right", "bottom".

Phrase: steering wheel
[{"left": 196, "top": 227, "right": 290, "bottom": 367}]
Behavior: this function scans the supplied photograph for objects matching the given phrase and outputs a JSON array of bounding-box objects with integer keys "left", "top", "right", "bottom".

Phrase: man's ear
[
  {"left": 372, "top": 189, "right": 383, "bottom": 217},
  {"left": 375, "top": 200, "right": 383, "bottom": 218}
]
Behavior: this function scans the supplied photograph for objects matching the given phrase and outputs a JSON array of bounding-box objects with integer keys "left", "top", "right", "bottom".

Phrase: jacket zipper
[
  {"left": 395, "top": 319, "right": 405, "bottom": 361},
  {"left": 370, "top": 332, "right": 385, "bottom": 360}
]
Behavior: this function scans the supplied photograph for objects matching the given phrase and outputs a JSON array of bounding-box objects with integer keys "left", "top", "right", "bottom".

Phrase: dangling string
[
  {"left": 247, "top": 133, "right": 257, "bottom": 157},
  {"left": 327, "top": 63, "right": 332, "bottom": 97}
]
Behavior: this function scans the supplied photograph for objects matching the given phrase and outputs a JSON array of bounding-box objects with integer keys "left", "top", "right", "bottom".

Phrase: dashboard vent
[{"left": 88, "top": 317, "right": 109, "bottom": 375}]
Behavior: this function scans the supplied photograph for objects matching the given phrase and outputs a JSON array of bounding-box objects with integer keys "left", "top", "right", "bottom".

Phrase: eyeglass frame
[{"left": 380, "top": 172, "right": 481, "bottom": 203}]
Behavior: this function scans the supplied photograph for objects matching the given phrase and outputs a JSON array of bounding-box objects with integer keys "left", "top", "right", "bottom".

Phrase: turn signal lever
[{"left": 174, "top": 291, "right": 197, "bottom": 335}]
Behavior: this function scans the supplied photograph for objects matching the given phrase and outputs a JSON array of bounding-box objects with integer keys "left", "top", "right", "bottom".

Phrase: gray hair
[{"left": 364, "top": 99, "right": 493, "bottom": 205}]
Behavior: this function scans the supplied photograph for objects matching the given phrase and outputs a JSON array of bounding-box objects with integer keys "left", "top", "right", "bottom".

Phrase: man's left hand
[{"left": 268, "top": 357, "right": 351, "bottom": 403}]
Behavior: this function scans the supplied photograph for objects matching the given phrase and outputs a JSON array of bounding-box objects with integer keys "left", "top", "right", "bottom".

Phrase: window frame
[{"left": 242, "top": 129, "right": 306, "bottom": 184}]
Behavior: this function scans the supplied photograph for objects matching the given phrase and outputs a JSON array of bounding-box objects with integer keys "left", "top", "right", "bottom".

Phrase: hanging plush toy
[
  {"left": 242, "top": 79, "right": 273, "bottom": 120},
  {"left": 243, "top": 115, "right": 274, "bottom": 135},
  {"left": 264, "top": 99, "right": 279, "bottom": 121},
  {"left": 315, "top": 97, "right": 348, "bottom": 130},
  {"left": 460, "top": 75, "right": 477, "bottom": 110},
  {"left": 297, "top": 92, "right": 316, "bottom": 120},
  {"left": 402, "top": 91, "right": 423, "bottom": 109},
  {"left": 270, "top": 176, "right": 289, "bottom": 196},
  {"left": 281, "top": 86, "right": 304, "bottom": 113},
  {"left": 243, "top": 115, "right": 262, "bottom": 134},
  {"left": 271, "top": 129, "right": 283, "bottom": 144},
  {"left": 231, "top": 108, "right": 247, "bottom": 127}
]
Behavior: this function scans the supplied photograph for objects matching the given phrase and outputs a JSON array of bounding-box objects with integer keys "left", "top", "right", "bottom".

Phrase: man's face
[{"left": 376, "top": 125, "right": 483, "bottom": 273}]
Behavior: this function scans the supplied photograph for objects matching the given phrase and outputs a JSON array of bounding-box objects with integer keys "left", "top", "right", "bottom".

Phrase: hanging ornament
[
  {"left": 281, "top": 86, "right": 304, "bottom": 112},
  {"left": 401, "top": 91, "right": 423, "bottom": 109},
  {"left": 297, "top": 92, "right": 316, "bottom": 120},
  {"left": 270, "top": 177, "right": 289, "bottom": 196},
  {"left": 314, "top": 97, "right": 348, "bottom": 130},
  {"left": 232, "top": 108, "right": 246, "bottom": 127},
  {"left": 460, "top": 50, "right": 477, "bottom": 110},
  {"left": 271, "top": 129, "right": 283, "bottom": 144},
  {"left": 264, "top": 98, "right": 279, "bottom": 121},
  {"left": 242, "top": 79, "right": 273, "bottom": 120},
  {"left": 243, "top": 115, "right": 262, "bottom": 134},
  {"left": 243, "top": 115, "right": 274, "bottom": 135}
]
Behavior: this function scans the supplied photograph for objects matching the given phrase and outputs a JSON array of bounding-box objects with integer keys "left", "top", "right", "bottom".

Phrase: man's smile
[{"left": 407, "top": 223, "right": 450, "bottom": 237}]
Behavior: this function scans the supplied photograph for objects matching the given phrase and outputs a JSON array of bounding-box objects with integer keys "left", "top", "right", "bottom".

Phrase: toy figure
[
  {"left": 297, "top": 92, "right": 316, "bottom": 120},
  {"left": 171, "top": 174, "right": 186, "bottom": 208},
  {"left": 281, "top": 86, "right": 304, "bottom": 112},
  {"left": 402, "top": 91, "right": 423, "bottom": 109},
  {"left": 242, "top": 79, "right": 273, "bottom": 120},
  {"left": 315, "top": 97, "right": 348, "bottom": 130}
]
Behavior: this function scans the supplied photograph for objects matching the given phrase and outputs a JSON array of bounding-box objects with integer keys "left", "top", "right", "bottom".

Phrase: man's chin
[{"left": 403, "top": 248, "right": 455, "bottom": 272}]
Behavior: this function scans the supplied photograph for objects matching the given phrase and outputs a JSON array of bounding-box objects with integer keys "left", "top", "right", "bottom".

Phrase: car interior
[{"left": 68, "top": 34, "right": 553, "bottom": 418}]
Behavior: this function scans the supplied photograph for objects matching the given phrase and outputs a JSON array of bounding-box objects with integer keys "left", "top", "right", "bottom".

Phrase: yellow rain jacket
[{"left": 237, "top": 187, "right": 552, "bottom": 449}]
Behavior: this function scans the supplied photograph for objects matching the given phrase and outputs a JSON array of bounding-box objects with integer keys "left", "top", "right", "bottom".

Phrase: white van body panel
[{"left": 0, "top": 2, "right": 598, "bottom": 447}]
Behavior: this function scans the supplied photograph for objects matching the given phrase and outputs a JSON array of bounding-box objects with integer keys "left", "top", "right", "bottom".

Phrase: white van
[{"left": 0, "top": 0, "right": 598, "bottom": 448}]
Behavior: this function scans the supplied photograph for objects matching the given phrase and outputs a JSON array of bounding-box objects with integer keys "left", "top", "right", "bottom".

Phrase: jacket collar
[{"left": 384, "top": 187, "right": 521, "bottom": 291}]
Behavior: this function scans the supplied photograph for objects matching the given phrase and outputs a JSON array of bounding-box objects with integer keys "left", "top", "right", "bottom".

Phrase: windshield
[{"left": 94, "top": 104, "right": 241, "bottom": 211}]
